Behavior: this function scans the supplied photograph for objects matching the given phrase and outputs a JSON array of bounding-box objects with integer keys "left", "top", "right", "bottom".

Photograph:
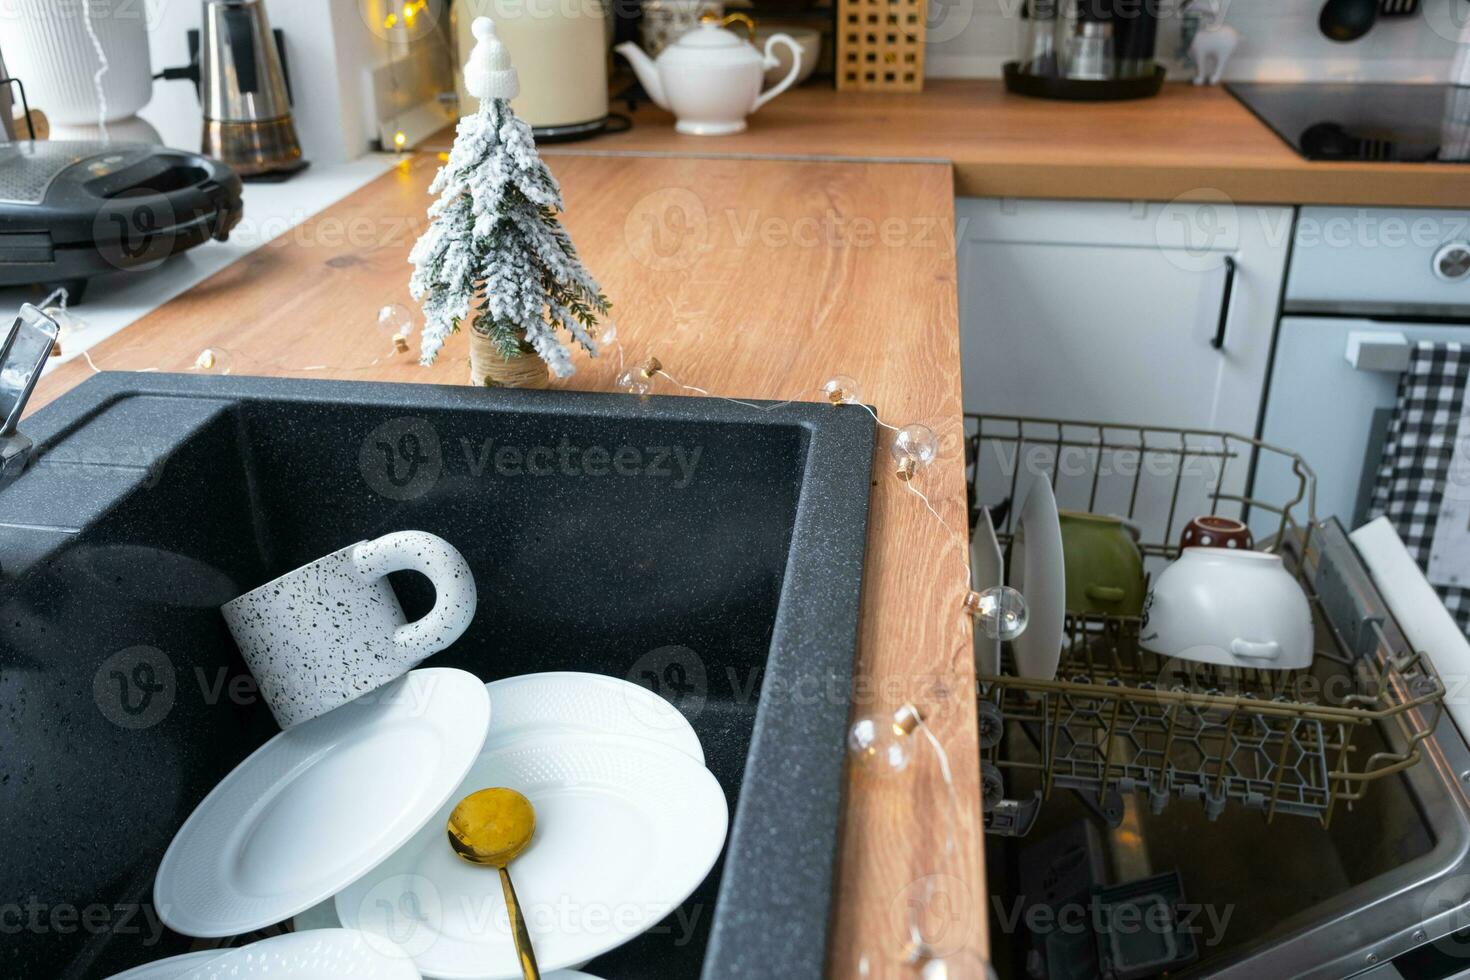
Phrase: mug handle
[
  {"left": 352, "top": 531, "right": 478, "bottom": 656},
  {"left": 1230, "top": 638, "right": 1281, "bottom": 660}
]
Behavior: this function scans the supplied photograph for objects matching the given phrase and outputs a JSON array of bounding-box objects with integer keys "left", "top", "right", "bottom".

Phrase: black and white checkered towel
[{"left": 1369, "top": 341, "right": 1470, "bottom": 633}]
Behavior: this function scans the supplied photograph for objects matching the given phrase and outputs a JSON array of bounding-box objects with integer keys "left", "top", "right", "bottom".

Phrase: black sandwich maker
[{"left": 0, "top": 141, "right": 243, "bottom": 301}]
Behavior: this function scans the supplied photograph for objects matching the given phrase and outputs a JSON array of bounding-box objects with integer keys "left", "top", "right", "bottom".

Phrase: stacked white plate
[
  {"left": 106, "top": 930, "right": 421, "bottom": 980},
  {"left": 335, "top": 671, "right": 728, "bottom": 980},
  {"left": 138, "top": 668, "right": 724, "bottom": 980},
  {"left": 152, "top": 669, "right": 493, "bottom": 939},
  {"left": 104, "top": 931, "right": 601, "bottom": 980}
]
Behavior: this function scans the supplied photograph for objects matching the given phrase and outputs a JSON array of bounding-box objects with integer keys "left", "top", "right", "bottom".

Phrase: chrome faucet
[{"left": 0, "top": 305, "right": 59, "bottom": 489}]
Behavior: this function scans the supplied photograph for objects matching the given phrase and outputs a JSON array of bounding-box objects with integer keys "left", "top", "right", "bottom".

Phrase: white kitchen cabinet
[{"left": 956, "top": 197, "right": 1292, "bottom": 437}]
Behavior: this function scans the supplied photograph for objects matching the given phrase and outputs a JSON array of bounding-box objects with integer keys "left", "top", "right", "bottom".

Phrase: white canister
[
  {"left": 0, "top": 0, "right": 153, "bottom": 125},
  {"left": 453, "top": 0, "right": 609, "bottom": 129},
  {"left": 641, "top": 0, "right": 722, "bottom": 57}
]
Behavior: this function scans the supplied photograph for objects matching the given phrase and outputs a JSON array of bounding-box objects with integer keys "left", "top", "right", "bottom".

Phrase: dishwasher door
[
  {"left": 1255, "top": 316, "right": 1470, "bottom": 535},
  {"left": 984, "top": 520, "right": 1470, "bottom": 979}
]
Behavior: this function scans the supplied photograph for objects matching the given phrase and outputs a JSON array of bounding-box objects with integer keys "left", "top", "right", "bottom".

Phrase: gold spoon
[{"left": 447, "top": 787, "right": 540, "bottom": 980}]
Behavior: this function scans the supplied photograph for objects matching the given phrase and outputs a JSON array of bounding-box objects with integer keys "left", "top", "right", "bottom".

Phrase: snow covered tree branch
[{"left": 408, "top": 19, "right": 609, "bottom": 381}]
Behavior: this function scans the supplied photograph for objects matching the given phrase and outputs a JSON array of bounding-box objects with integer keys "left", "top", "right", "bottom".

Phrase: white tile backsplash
[{"left": 927, "top": 0, "right": 1469, "bottom": 81}]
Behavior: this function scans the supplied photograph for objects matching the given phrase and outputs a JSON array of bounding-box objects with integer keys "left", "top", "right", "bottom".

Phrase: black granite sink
[{"left": 0, "top": 373, "right": 874, "bottom": 980}]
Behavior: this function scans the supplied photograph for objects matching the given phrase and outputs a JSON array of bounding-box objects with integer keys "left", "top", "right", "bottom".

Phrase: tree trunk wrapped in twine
[{"left": 469, "top": 329, "right": 549, "bottom": 389}]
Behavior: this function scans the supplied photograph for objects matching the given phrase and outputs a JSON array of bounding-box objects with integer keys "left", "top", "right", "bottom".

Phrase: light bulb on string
[
  {"left": 41, "top": 306, "right": 94, "bottom": 358},
  {"left": 377, "top": 303, "right": 417, "bottom": 354},
  {"left": 822, "top": 374, "right": 862, "bottom": 405},
  {"left": 618, "top": 355, "right": 662, "bottom": 395},
  {"left": 847, "top": 704, "right": 922, "bottom": 776},
  {"left": 191, "top": 347, "right": 235, "bottom": 375},
  {"left": 964, "top": 585, "right": 1028, "bottom": 641},
  {"left": 911, "top": 948, "right": 997, "bottom": 980},
  {"left": 616, "top": 370, "right": 649, "bottom": 396},
  {"left": 597, "top": 320, "right": 618, "bottom": 347},
  {"left": 891, "top": 422, "right": 939, "bottom": 481}
]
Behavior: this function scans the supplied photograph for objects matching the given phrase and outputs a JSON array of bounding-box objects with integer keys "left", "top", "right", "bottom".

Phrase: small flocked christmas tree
[{"left": 409, "top": 17, "right": 609, "bottom": 387}]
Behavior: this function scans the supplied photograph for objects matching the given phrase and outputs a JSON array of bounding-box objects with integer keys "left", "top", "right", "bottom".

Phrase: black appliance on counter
[
  {"left": 0, "top": 141, "right": 243, "bottom": 302},
  {"left": 1005, "top": 0, "right": 1166, "bottom": 101},
  {"left": 1228, "top": 81, "right": 1470, "bottom": 162}
]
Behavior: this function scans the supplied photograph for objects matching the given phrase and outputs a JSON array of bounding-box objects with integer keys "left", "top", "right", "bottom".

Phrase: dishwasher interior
[{"left": 965, "top": 416, "right": 1470, "bottom": 980}]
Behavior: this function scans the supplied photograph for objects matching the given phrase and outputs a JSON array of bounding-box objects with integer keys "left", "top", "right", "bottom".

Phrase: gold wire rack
[{"left": 964, "top": 415, "right": 1446, "bottom": 836}]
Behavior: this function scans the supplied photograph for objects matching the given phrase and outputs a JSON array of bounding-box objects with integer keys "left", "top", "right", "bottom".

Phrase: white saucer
[
  {"left": 1009, "top": 479, "right": 1066, "bottom": 680},
  {"left": 172, "top": 929, "right": 419, "bottom": 979},
  {"left": 104, "top": 950, "right": 225, "bottom": 980},
  {"left": 154, "top": 668, "right": 491, "bottom": 938},
  {"left": 335, "top": 733, "right": 729, "bottom": 979},
  {"left": 484, "top": 671, "right": 703, "bottom": 763}
]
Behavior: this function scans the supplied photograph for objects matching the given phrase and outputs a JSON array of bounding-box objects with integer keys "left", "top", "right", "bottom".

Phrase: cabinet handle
[{"left": 1211, "top": 255, "right": 1237, "bottom": 351}]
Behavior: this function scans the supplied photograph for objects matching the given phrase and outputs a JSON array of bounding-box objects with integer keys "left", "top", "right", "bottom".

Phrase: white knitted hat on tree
[{"left": 463, "top": 17, "right": 519, "bottom": 102}]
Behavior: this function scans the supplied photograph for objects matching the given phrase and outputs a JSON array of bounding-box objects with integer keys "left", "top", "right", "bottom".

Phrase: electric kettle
[
  {"left": 453, "top": 0, "right": 612, "bottom": 140},
  {"left": 190, "top": 0, "right": 307, "bottom": 178}
]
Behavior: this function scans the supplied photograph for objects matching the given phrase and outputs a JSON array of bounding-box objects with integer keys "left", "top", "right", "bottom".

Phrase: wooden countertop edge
[
  {"left": 950, "top": 160, "right": 1470, "bottom": 207},
  {"left": 531, "top": 79, "right": 1470, "bottom": 209},
  {"left": 537, "top": 145, "right": 1470, "bottom": 209}
]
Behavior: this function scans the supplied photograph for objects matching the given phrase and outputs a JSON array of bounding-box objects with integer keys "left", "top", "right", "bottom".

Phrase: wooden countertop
[
  {"left": 540, "top": 78, "right": 1470, "bottom": 207},
  {"left": 30, "top": 153, "right": 985, "bottom": 976}
]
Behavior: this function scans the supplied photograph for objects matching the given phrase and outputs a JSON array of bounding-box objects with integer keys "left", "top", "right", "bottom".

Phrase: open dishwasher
[{"left": 965, "top": 415, "right": 1470, "bottom": 980}]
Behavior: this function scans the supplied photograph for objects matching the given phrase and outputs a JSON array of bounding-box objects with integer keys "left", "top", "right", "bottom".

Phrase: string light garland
[
  {"left": 66, "top": 298, "right": 433, "bottom": 381},
  {"left": 601, "top": 330, "right": 1020, "bottom": 976},
  {"left": 823, "top": 374, "right": 862, "bottom": 405},
  {"left": 36, "top": 288, "right": 93, "bottom": 359},
  {"left": 377, "top": 303, "right": 417, "bottom": 355}
]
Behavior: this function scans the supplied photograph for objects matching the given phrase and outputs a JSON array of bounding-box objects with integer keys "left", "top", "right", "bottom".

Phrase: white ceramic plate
[
  {"left": 335, "top": 733, "right": 729, "bottom": 980},
  {"left": 171, "top": 929, "right": 419, "bottom": 979},
  {"left": 104, "top": 950, "right": 226, "bottom": 980},
  {"left": 484, "top": 671, "right": 703, "bottom": 763},
  {"left": 154, "top": 668, "right": 492, "bottom": 938},
  {"left": 971, "top": 506, "right": 1005, "bottom": 676},
  {"left": 1008, "top": 479, "right": 1066, "bottom": 680}
]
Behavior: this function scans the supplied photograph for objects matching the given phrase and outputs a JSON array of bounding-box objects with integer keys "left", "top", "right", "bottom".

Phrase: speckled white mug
[{"left": 221, "top": 531, "right": 478, "bottom": 729}]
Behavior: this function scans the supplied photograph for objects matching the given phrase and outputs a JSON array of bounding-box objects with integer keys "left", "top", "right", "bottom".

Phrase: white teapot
[{"left": 616, "top": 14, "right": 802, "bottom": 135}]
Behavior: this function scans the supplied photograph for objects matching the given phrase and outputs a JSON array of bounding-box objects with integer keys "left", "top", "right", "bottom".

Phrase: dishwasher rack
[{"left": 965, "top": 415, "right": 1446, "bottom": 837}]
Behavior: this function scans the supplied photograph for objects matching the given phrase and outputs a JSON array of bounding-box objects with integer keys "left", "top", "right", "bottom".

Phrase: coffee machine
[
  {"left": 1007, "top": 0, "right": 1165, "bottom": 100},
  {"left": 162, "top": 0, "right": 307, "bottom": 179}
]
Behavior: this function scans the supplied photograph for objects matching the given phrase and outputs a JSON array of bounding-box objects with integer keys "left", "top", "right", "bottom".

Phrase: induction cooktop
[{"left": 1227, "top": 82, "right": 1470, "bottom": 162}]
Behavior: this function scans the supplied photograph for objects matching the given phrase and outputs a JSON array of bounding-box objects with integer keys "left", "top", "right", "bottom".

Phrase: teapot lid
[
  {"left": 664, "top": 12, "right": 758, "bottom": 60},
  {"left": 675, "top": 21, "right": 747, "bottom": 48}
]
